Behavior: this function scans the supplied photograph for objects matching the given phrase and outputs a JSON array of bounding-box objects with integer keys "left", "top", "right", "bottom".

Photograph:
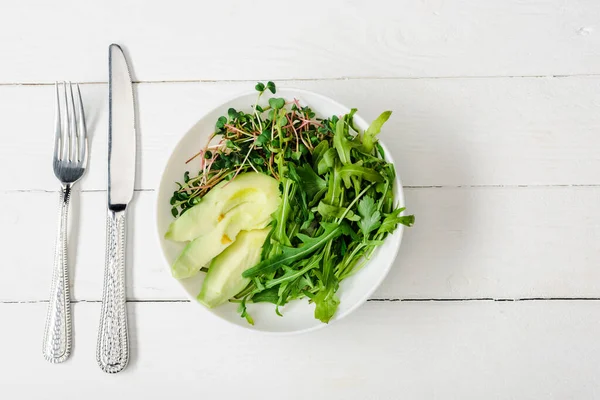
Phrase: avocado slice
[
  {"left": 165, "top": 172, "right": 280, "bottom": 242},
  {"left": 170, "top": 205, "right": 272, "bottom": 279},
  {"left": 198, "top": 228, "right": 270, "bottom": 308}
]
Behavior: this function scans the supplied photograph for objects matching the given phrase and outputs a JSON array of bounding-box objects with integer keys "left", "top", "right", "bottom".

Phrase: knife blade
[
  {"left": 97, "top": 43, "right": 135, "bottom": 374},
  {"left": 108, "top": 44, "right": 136, "bottom": 209}
]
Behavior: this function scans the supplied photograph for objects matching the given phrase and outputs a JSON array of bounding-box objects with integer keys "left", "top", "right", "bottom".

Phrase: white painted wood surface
[
  {"left": 2, "top": 0, "right": 600, "bottom": 398},
  {"left": 3, "top": 301, "right": 600, "bottom": 399}
]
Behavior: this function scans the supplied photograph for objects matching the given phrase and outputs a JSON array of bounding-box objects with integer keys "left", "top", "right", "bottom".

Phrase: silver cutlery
[
  {"left": 43, "top": 82, "right": 88, "bottom": 363},
  {"left": 96, "top": 44, "right": 136, "bottom": 373}
]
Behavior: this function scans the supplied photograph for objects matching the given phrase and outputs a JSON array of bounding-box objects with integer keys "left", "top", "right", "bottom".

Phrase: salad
[{"left": 165, "top": 82, "right": 414, "bottom": 324}]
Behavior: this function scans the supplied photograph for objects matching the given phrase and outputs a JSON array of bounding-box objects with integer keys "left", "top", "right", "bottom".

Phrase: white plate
[{"left": 155, "top": 88, "right": 406, "bottom": 334}]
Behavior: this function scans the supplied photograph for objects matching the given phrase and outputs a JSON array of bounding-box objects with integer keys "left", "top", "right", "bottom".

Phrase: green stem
[
  {"left": 336, "top": 183, "right": 374, "bottom": 223},
  {"left": 265, "top": 260, "right": 319, "bottom": 289}
]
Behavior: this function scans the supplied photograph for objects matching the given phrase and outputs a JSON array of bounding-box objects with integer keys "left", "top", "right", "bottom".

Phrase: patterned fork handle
[
  {"left": 97, "top": 209, "right": 129, "bottom": 373},
  {"left": 43, "top": 185, "right": 72, "bottom": 363}
]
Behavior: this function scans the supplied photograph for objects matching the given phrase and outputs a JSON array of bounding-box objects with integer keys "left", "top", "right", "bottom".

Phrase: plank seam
[
  {"left": 5, "top": 184, "right": 600, "bottom": 195},
  {"left": 0, "top": 74, "right": 599, "bottom": 86},
  {"left": 4, "top": 297, "right": 600, "bottom": 304}
]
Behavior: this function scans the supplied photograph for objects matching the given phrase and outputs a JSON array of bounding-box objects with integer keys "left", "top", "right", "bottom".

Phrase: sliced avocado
[
  {"left": 170, "top": 206, "right": 271, "bottom": 279},
  {"left": 165, "top": 172, "right": 280, "bottom": 242},
  {"left": 198, "top": 228, "right": 271, "bottom": 308}
]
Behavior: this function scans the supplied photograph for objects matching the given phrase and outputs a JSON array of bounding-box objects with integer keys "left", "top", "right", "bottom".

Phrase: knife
[{"left": 97, "top": 44, "right": 136, "bottom": 373}]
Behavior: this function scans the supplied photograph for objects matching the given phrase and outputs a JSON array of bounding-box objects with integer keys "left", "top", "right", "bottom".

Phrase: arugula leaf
[
  {"left": 313, "top": 243, "right": 340, "bottom": 323},
  {"left": 237, "top": 297, "right": 254, "bottom": 325},
  {"left": 295, "top": 164, "right": 327, "bottom": 200},
  {"left": 242, "top": 222, "right": 346, "bottom": 278},
  {"left": 333, "top": 118, "right": 353, "bottom": 165},
  {"left": 252, "top": 287, "right": 279, "bottom": 304},
  {"left": 260, "top": 221, "right": 275, "bottom": 259},
  {"left": 357, "top": 196, "right": 381, "bottom": 236},
  {"left": 346, "top": 108, "right": 359, "bottom": 133},
  {"left": 362, "top": 111, "right": 392, "bottom": 153},
  {"left": 300, "top": 210, "right": 316, "bottom": 232},
  {"left": 290, "top": 275, "right": 312, "bottom": 299},
  {"left": 324, "top": 162, "right": 343, "bottom": 206},
  {"left": 288, "top": 164, "right": 310, "bottom": 219},
  {"left": 378, "top": 207, "right": 415, "bottom": 235},
  {"left": 312, "top": 140, "right": 329, "bottom": 170},
  {"left": 317, "top": 201, "right": 361, "bottom": 222},
  {"left": 272, "top": 178, "right": 294, "bottom": 246},
  {"left": 339, "top": 163, "right": 384, "bottom": 188},
  {"left": 317, "top": 147, "right": 337, "bottom": 175},
  {"left": 265, "top": 258, "right": 319, "bottom": 289},
  {"left": 313, "top": 280, "right": 340, "bottom": 323},
  {"left": 375, "top": 142, "right": 386, "bottom": 160}
]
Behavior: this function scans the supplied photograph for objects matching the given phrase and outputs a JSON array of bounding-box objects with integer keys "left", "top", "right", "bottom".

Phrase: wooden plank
[
  {"left": 2, "top": 1, "right": 600, "bottom": 83},
  {"left": 6, "top": 186, "right": 600, "bottom": 302},
  {"left": 3, "top": 77, "right": 600, "bottom": 191},
  {"left": 3, "top": 301, "right": 600, "bottom": 399}
]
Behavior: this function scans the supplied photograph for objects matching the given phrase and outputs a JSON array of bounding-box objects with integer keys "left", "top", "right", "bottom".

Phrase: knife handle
[{"left": 97, "top": 209, "right": 129, "bottom": 373}]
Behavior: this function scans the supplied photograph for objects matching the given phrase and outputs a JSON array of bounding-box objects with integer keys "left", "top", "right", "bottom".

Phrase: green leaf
[
  {"left": 242, "top": 222, "right": 346, "bottom": 278},
  {"left": 317, "top": 147, "right": 337, "bottom": 175},
  {"left": 357, "top": 196, "right": 381, "bottom": 236},
  {"left": 215, "top": 116, "right": 227, "bottom": 129},
  {"left": 324, "top": 162, "right": 342, "bottom": 206},
  {"left": 375, "top": 142, "right": 386, "bottom": 160},
  {"left": 346, "top": 108, "right": 359, "bottom": 132},
  {"left": 237, "top": 297, "right": 254, "bottom": 325},
  {"left": 378, "top": 207, "right": 415, "bottom": 235},
  {"left": 228, "top": 107, "right": 239, "bottom": 120},
  {"left": 260, "top": 223, "right": 275, "bottom": 260},
  {"left": 317, "top": 201, "right": 361, "bottom": 222},
  {"left": 252, "top": 287, "right": 279, "bottom": 304},
  {"left": 295, "top": 164, "right": 327, "bottom": 199},
  {"left": 269, "top": 97, "right": 285, "bottom": 109},
  {"left": 333, "top": 118, "right": 353, "bottom": 165},
  {"left": 278, "top": 115, "right": 288, "bottom": 127},
  {"left": 288, "top": 164, "right": 310, "bottom": 219},
  {"left": 255, "top": 82, "right": 265, "bottom": 92},
  {"left": 272, "top": 177, "right": 294, "bottom": 246},
  {"left": 300, "top": 210, "right": 316, "bottom": 232},
  {"left": 339, "top": 163, "right": 384, "bottom": 188},
  {"left": 312, "top": 140, "right": 329, "bottom": 170},
  {"left": 362, "top": 111, "right": 392, "bottom": 153},
  {"left": 265, "top": 260, "right": 319, "bottom": 289},
  {"left": 267, "top": 81, "right": 276, "bottom": 94},
  {"left": 313, "top": 247, "right": 339, "bottom": 323},
  {"left": 256, "top": 131, "right": 270, "bottom": 146},
  {"left": 313, "top": 281, "right": 340, "bottom": 323},
  {"left": 299, "top": 143, "right": 308, "bottom": 156}
]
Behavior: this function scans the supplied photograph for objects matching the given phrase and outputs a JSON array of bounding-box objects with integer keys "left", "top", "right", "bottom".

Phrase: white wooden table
[{"left": 3, "top": 1, "right": 600, "bottom": 398}]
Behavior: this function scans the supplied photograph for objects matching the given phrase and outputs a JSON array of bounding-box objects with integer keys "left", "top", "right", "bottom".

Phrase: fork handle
[
  {"left": 43, "top": 185, "right": 73, "bottom": 363},
  {"left": 97, "top": 209, "right": 129, "bottom": 373}
]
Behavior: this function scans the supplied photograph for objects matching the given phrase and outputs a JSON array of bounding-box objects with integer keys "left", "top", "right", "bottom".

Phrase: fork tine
[
  {"left": 61, "top": 82, "right": 70, "bottom": 161},
  {"left": 75, "top": 84, "right": 87, "bottom": 163},
  {"left": 67, "top": 82, "right": 77, "bottom": 162},
  {"left": 54, "top": 82, "right": 61, "bottom": 160}
]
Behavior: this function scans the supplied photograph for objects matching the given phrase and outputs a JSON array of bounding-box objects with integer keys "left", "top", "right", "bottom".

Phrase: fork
[{"left": 42, "top": 82, "right": 88, "bottom": 363}]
